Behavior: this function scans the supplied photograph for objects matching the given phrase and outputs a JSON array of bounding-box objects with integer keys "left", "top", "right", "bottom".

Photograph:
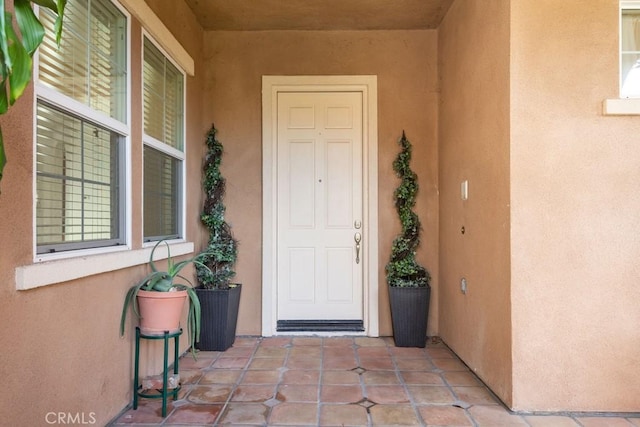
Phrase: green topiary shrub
[
  {"left": 196, "top": 125, "right": 238, "bottom": 289},
  {"left": 385, "top": 131, "right": 431, "bottom": 288}
]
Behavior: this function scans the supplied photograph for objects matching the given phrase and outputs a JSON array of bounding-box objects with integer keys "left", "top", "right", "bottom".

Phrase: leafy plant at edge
[
  {"left": 0, "top": 0, "right": 66, "bottom": 188},
  {"left": 120, "top": 240, "right": 213, "bottom": 355}
]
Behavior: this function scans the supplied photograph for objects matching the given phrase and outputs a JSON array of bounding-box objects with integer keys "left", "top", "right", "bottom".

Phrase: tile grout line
[
  {"left": 391, "top": 343, "right": 430, "bottom": 427},
  {"left": 316, "top": 337, "right": 326, "bottom": 425},
  {"left": 263, "top": 336, "right": 290, "bottom": 427},
  {"left": 430, "top": 348, "right": 480, "bottom": 427},
  {"left": 215, "top": 338, "right": 262, "bottom": 426},
  {"left": 207, "top": 350, "right": 226, "bottom": 427},
  {"left": 176, "top": 349, "right": 224, "bottom": 425},
  {"left": 109, "top": 337, "right": 640, "bottom": 427},
  {"left": 352, "top": 339, "right": 374, "bottom": 427}
]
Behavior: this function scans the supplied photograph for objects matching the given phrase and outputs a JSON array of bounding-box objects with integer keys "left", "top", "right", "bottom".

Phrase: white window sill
[
  {"left": 602, "top": 98, "right": 640, "bottom": 115},
  {"left": 15, "top": 241, "right": 195, "bottom": 291}
]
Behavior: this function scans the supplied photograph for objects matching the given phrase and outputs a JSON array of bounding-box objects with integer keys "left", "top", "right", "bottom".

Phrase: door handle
[{"left": 354, "top": 232, "right": 362, "bottom": 264}]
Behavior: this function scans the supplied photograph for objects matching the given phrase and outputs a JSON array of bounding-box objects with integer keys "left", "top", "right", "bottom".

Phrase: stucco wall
[
  {"left": 0, "top": 2, "right": 205, "bottom": 425},
  {"left": 510, "top": 0, "right": 640, "bottom": 412},
  {"left": 202, "top": 30, "right": 440, "bottom": 337},
  {"left": 438, "top": 0, "right": 512, "bottom": 405},
  {"left": 3, "top": 0, "right": 636, "bottom": 422}
]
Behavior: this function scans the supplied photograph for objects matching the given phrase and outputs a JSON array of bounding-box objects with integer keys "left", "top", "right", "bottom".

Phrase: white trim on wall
[
  {"left": 261, "top": 75, "right": 379, "bottom": 337},
  {"left": 118, "top": 0, "right": 194, "bottom": 76},
  {"left": 16, "top": 242, "right": 194, "bottom": 290},
  {"left": 603, "top": 98, "right": 640, "bottom": 114}
]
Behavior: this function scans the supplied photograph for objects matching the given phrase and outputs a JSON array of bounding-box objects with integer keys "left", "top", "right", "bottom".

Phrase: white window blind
[
  {"left": 143, "top": 36, "right": 185, "bottom": 242},
  {"left": 143, "top": 146, "right": 180, "bottom": 240},
  {"left": 622, "top": 4, "right": 640, "bottom": 97},
  {"left": 143, "top": 38, "right": 184, "bottom": 150},
  {"left": 39, "top": 0, "right": 127, "bottom": 121},
  {"left": 36, "top": 0, "right": 128, "bottom": 254},
  {"left": 36, "top": 102, "right": 124, "bottom": 253}
]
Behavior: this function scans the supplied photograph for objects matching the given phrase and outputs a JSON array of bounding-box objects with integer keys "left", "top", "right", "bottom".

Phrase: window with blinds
[
  {"left": 39, "top": 0, "right": 127, "bottom": 121},
  {"left": 143, "top": 38, "right": 184, "bottom": 149},
  {"left": 36, "top": 103, "right": 124, "bottom": 253},
  {"left": 622, "top": 3, "right": 640, "bottom": 97},
  {"left": 143, "top": 37, "right": 185, "bottom": 242},
  {"left": 143, "top": 147, "right": 180, "bottom": 240},
  {"left": 36, "top": 0, "right": 128, "bottom": 254}
]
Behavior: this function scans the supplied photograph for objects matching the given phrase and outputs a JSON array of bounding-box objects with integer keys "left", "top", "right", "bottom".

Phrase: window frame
[
  {"left": 19, "top": 0, "right": 195, "bottom": 290},
  {"left": 141, "top": 31, "right": 187, "bottom": 245},
  {"left": 33, "top": 0, "right": 132, "bottom": 261},
  {"left": 620, "top": 1, "right": 640, "bottom": 98},
  {"left": 604, "top": 1, "right": 640, "bottom": 114},
  {"left": 34, "top": 99, "right": 127, "bottom": 254}
]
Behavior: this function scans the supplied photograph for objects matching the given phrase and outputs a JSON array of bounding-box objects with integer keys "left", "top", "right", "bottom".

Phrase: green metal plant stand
[{"left": 133, "top": 327, "right": 182, "bottom": 417}]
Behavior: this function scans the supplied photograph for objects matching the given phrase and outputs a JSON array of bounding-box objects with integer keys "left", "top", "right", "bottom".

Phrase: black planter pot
[
  {"left": 195, "top": 284, "right": 241, "bottom": 351},
  {"left": 388, "top": 285, "right": 431, "bottom": 348}
]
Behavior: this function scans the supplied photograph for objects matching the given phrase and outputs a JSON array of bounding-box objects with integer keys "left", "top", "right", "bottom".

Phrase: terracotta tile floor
[{"left": 110, "top": 336, "right": 639, "bottom": 426}]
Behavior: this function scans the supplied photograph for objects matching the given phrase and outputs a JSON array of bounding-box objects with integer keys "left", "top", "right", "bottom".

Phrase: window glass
[
  {"left": 36, "top": 102, "right": 124, "bottom": 253},
  {"left": 143, "top": 146, "right": 180, "bottom": 240},
  {"left": 621, "top": 7, "right": 640, "bottom": 97},
  {"left": 143, "top": 37, "right": 185, "bottom": 242},
  {"left": 143, "top": 38, "right": 184, "bottom": 150},
  {"left": 36, "top": 0, "right": 128, "bottom": 254},
  {"left": 39, "top": 0, "right": 127, "bottom": 121}
]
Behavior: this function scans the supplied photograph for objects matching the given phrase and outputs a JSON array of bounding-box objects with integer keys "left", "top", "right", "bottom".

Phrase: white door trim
[{"left": 262, "top": 75, "right": 378, "bottom": 337}]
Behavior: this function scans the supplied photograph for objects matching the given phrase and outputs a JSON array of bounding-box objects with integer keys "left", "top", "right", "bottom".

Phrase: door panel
[
  {"left": 277, "top": 91, "right": 363, "bottom": 322},
  {"left": 287, "top": 141, "right": 315, "bottom": 227}
]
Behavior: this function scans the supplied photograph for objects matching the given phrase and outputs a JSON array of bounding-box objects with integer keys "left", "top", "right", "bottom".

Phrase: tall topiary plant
[
  {"left": 386, "top": 131, "right": 431, "bottom": 288},
  {"left": 196, "top": 124, "right": 238, "bottom": 289}
]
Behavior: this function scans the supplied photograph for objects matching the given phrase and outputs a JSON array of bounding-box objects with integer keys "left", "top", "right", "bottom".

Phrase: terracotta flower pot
[{"left": 137, "top": 289, "right": 187, "bottom": 335}]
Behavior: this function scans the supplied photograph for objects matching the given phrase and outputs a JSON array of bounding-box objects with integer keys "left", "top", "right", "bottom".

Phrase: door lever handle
[{"left": 354, "top": 232, "right": 362, "bottom": 264}]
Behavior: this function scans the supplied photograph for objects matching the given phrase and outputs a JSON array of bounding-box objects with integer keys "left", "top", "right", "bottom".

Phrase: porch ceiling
[{"left": 182, "top": 0, "right": 454, "bottom": 31}]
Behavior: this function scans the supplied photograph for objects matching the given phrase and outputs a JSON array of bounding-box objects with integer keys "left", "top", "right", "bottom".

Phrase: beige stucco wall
[
  {"left": 0, "top": 2, "right": 205, "bottom": 425},
  {"left": 202, "top": 29, "right": 440, "bottom": 337},
  {"left": 510, "top": 0, "right": 640, "bottom": 412},
  {"left": 438, "top": 0, "right": 513, "bottom": 405},
  {"left": 3, "top": 0, "right": 638, "bottom": 422}
]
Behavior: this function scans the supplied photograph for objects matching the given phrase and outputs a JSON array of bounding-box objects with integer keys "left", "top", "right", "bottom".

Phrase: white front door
[{"left": 276, "top": 91, "right": 363, "bottom": 329}]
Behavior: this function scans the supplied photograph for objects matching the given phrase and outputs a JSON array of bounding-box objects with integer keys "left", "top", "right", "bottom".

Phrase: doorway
[{"left": 262, "top": 75, "right": 378, "bottom": 336}]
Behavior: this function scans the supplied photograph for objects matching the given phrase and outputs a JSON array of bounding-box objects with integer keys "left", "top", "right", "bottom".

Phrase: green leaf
[
  {"left": 31, "top": 0, "right": 58, "bottom": 12},
  {"left": 119, "top": 285, "right": 139, "bottom": 336},
  {"left": 6, "top": 21, "right": 31, "bottom": 105},
  {"left": 151, "top": 278, "right": 173, "bottom": 292},
  {"left": 174, "top": 274, "right": 193, "bottom": 287},
  {"left": 14, "top": 0, "right": 45, "bottom": 56},
  {"left": 0, "top": 78, "right": 8, "bottom": 113},
  {"left": 186, "top": 287, "right": 201, "bottom": 347},
  {"left": 53, "top": 0, "right": 66, "bottom": 45},
  {"left": 0, "top": 128, "right": 5, "bottom": 185},
  {"left": 148, "top": 240, "right": 165, "bottom": 272},
  {"left": 0, "top": 5, "right": 13, "bottom": 73},
  {"left": 30, "top": 0, "right": 65, "bottom": 45}
]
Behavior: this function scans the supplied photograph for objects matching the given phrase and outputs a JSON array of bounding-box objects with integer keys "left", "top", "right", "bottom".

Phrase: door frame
[{"left": 261, "top": 75, "right": 379, "bottom": 336}]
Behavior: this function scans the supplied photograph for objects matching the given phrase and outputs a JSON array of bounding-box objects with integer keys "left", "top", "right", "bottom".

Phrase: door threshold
[{"left": 277, "top": 320, "right": 364, "bottom": 332}]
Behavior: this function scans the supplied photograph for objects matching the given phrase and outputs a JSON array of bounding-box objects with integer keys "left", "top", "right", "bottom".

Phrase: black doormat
[{"left": 277, "top": 319, "right": 364, "bottom": 332}]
